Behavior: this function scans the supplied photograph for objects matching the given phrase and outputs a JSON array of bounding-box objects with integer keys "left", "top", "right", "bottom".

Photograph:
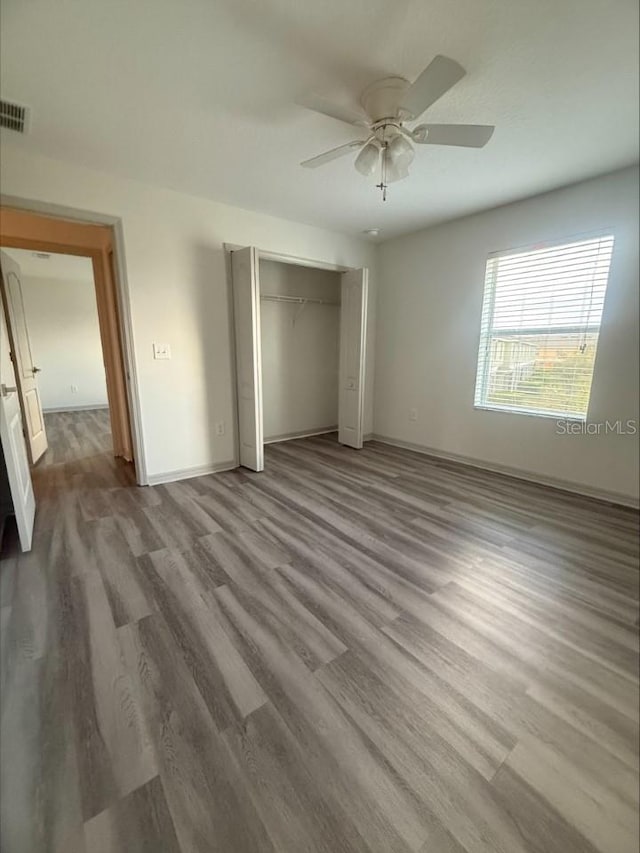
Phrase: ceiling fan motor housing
[{"left": 360, "top": 76, "right": 410, "bottom": 124}]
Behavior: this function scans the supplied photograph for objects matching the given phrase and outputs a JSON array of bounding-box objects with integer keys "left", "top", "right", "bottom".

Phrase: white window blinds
[{"left": 474, "top": 234, "right": 615, "bottom": 419}]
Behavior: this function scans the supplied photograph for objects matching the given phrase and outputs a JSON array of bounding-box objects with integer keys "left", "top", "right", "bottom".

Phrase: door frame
[
  {"left": 224, "top": 243, "right": 351, "bottom": 274},
  {"left": 224, "top": 242, "right": 369, "bottom": 468},
  {"left": 0, "top": 199, "right": 147, "bottom": 484}
]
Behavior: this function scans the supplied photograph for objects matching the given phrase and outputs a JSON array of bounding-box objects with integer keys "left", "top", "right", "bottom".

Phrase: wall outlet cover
[{"left": 153, "top": 343, "right": 171, "bottom": 360}]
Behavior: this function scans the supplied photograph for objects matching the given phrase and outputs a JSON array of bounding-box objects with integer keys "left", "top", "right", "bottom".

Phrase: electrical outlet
[
  {"left": 71, "top": 384, "right": 78, "bottom": 394},
  {"left": 215, "top": 421, "right": 225, "bottom": 436},
  {"left": 409, "top": 408, "right": 418, "bottom": 422}
]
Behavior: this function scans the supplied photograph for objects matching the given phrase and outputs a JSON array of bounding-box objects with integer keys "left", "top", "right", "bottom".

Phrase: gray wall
[{"left": 375, "top": 167, "right": 639, "bottom": 503}]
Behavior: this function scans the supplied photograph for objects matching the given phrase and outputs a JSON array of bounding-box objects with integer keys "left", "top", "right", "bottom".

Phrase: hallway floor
[
  {"left": 37, "top": 408, "right": 114, "bottom": 467},
  {"left": 1, "top": 412, "right": 638, "bottom": 853}
]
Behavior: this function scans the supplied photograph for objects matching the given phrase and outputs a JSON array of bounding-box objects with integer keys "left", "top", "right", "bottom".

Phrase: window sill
[{"left": 474, "top": 404, "right": 587, "bottom": 422}]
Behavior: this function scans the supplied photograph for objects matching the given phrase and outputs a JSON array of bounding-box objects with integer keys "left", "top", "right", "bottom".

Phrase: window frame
[{"left": 473, "top": 232, "right": 615, "bottom": 422}]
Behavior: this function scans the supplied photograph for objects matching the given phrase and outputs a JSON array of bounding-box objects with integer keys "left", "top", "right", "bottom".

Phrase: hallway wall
[{"left": 21, "top": 271, "right": 108, "bottom": 411}]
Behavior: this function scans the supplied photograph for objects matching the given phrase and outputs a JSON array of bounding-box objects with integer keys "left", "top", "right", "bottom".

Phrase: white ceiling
[
  {"left": 2, "top": 248, "right": 94, "bottom": 282},
  {"left": 1, "top": 0, "right": 638, "bottom": 238}
]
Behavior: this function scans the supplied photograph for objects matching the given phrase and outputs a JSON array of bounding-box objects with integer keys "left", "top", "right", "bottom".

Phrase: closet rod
[{"left": 260, "top": 293, "right": 340, "bottom": 306}]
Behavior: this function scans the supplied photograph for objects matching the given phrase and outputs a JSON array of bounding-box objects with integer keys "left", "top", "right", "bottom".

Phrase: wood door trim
[
  {"left": 0, "top": 208, "right": 111, "bottom": 253},
  {"left": 0, "top": 207, "right": 135, "bottom": 465},
  {"left": 91, "top": 249, "right": 133, "bottom": 460}
]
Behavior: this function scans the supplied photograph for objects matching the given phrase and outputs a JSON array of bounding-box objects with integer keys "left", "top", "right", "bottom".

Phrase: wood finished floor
[{"left": 1, "top": 410, "right": 639, "bottom": 853}]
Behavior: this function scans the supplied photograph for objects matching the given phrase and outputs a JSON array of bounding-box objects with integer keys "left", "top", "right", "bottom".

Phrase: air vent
[
  {"left": 32, "top": 252, "right": 51, "bottom": 260},
  {"left": 0, "top": 99, "right": 30, "bottom": 133}
]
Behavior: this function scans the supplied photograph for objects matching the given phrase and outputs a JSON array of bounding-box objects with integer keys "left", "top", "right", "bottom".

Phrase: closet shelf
[{"left": 261, "top": 293, "right": 340, "bottom": 306}]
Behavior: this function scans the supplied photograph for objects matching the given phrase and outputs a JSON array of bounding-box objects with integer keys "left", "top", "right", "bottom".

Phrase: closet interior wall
[{"left": 259, "top": 260, "right": 341, "bottom": 443}]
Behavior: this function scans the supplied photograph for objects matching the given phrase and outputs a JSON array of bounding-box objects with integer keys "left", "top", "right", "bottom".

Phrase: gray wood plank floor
[{"left": 1, "top": 409, "right": 638, "bottom": 853}]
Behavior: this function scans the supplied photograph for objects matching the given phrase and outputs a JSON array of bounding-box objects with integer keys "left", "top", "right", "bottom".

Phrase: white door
[
  {"left": 1, "top": 301, "right": 35, "bottom": 551},
  {"left": 0, "top": 251, "right": 48, "bottom": 464},
  {"left": 232, "top": 247, "right": 264, "bottom": 471},
  {"left": 338, "top": 268, "right": 368, "bottom": 449}
]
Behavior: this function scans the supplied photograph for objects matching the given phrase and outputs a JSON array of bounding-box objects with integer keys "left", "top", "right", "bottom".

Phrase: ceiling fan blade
[
  {"left": 297, "top": 94, "right": 370, "bottom": 128},
  {"left": 400, "top": 55, "right": 466, "bottom": 120},
  {"left": 301, "top": 140, "right": 365, "bottom": 169},
  {"left": 412, "top": 124, "right": 495, "bottom": 148}
]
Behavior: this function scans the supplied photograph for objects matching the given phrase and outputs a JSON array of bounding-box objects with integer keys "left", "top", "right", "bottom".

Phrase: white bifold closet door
[
  {"left": 232, "top": 247, "right": 367, "bottom": 471},
  {"left": 338, "top": 267, "right": 368, "bottom": 449},
  {"left": 232, "top": 247, "right": 264, "bottom": 471}
]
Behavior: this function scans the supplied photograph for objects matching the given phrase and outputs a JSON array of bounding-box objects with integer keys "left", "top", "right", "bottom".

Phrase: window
[{"left": 474, "top": 234, "right": 614, "bottom": 420}]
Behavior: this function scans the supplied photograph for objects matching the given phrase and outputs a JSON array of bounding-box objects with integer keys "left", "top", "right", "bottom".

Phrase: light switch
[{"left": 153, "top": 343, "right": 171, "bottom": 360}]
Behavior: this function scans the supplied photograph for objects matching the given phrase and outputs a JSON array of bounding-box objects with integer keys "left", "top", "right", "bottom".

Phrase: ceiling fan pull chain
[{"left": 377, "top": 140, "right": 388, "bottom": 201}]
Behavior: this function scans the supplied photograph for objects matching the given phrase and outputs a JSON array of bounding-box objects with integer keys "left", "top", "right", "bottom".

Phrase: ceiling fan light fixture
[
  {"left": 386, "top": 134, "right": 414, "bottom": 168},
  {"left": 385, "top": 152, "right": 411, "bottom": 184},
  {"left": 354, "top": 141, "right": 380, "bottom": 176}
]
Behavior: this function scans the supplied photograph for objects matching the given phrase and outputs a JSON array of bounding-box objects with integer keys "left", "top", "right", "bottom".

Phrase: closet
[
  {"left": 260, "top": 259, "right": 341, "bottom": 444},
  {"left": 231, "top": 246, "right": 368, "bottom": 472}
]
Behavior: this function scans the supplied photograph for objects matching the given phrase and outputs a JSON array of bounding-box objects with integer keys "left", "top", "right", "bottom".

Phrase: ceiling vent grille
[{"left": 0, "top": 99, "right": 30, "bottom": 133}]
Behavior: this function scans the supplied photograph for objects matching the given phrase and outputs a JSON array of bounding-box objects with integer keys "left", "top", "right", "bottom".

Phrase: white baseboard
[
  {"left": 146, "top": 459, "right": 237, "bottom": 486},
  {"left": 370, "top": 434, "right": 639, "bottom": 509},
  {"left": 264, "top": 426, "right": 338, "bottom": 445},
  {"left": 44, "top": 404, "right": 109, "bottom": 413}
]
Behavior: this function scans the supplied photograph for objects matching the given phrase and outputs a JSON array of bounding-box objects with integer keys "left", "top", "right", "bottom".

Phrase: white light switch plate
[{"left": 153, "top": 343, "right": 171, "bottom": 360}]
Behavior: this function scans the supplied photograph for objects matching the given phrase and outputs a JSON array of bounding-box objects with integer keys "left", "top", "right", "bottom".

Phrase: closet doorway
[{"left": 230, "top": 246, "right": 368, "bottom": 472}]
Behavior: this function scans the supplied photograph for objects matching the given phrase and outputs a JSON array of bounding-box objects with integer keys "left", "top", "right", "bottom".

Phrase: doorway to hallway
[{"left": 0, "top": 206, "right": 139, "bottom": 553}]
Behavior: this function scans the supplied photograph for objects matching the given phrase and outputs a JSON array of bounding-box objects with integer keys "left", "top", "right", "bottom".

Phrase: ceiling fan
[{"left": 299, "top": 55, "right": 494, "bottom": 200}]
